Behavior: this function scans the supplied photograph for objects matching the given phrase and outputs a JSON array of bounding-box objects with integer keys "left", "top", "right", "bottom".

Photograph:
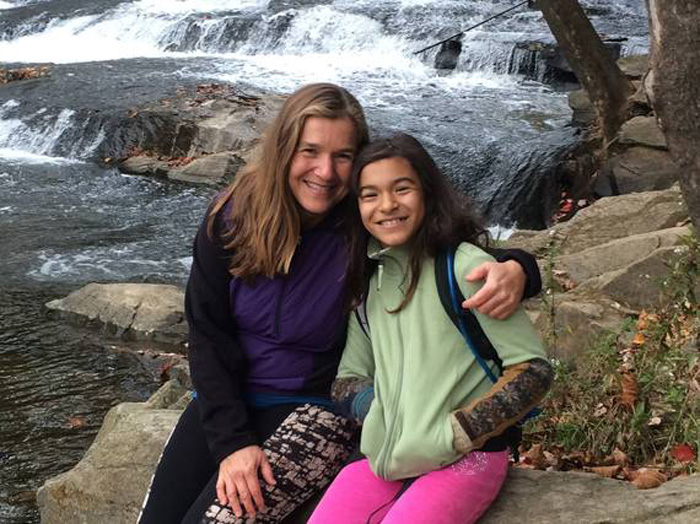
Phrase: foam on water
[
  {"left": 0, "top": 148, "right": 78, "bottom": 163},
  {"left": 135, "top": 0, "right": 269, "bottom": 15}
]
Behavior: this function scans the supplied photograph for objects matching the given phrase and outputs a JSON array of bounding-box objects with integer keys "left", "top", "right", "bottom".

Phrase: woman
[{"left": 138, "top": 83, "right": 541, "bottom": 524}]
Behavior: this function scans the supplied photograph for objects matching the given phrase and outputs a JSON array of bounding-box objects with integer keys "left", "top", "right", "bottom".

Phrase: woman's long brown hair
[
  {"left": 346, "top": 133, "right": 489, "bottom": 312},
  {"left": 207, "top": 83, "right": 369, "bottom": 278}
]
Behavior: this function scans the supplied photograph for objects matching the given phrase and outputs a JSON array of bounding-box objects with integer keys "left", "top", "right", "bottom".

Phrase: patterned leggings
[
  {"left": 138, "top": 401, "right": 356, "bottom": 524},
  {"left": 200, "top": 404, "right": 356, "bottom": 523}
]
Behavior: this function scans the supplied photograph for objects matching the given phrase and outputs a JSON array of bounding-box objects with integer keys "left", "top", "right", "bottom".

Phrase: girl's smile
[{"left": 358, "top": 157, "right": 425, "bottom": 248}]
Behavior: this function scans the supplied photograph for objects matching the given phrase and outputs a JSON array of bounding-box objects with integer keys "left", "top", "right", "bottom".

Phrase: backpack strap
[{"left": 435, "top": 247, "right": 504, "bottom": 380}]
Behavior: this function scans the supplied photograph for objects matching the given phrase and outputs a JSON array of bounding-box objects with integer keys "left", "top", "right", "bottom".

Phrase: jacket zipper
[{"left": 374, "top": 254, "right": 404, "bottom": 478}]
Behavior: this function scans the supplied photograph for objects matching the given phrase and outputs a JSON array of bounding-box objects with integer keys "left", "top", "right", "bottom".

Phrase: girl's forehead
[{"left": 360, "top": 157, "right": 418, "bottom": 182}]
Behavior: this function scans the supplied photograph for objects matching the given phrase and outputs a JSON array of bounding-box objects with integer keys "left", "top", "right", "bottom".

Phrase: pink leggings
[{"left": 308, "top": 451, "right": 509, "bottom": 524}]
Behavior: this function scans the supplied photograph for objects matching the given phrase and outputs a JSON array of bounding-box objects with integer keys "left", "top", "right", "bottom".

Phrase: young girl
[{"left": 309, "top": 134, "right": 554, "bottom": 524}]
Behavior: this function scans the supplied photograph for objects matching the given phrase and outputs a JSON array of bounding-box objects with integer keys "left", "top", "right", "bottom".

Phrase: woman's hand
[
  {"left": 462, "top": 260, "right": 526, "bottom": 320},
  {"left": 217, "top": 445, "right": 276, "bottom": 518}
]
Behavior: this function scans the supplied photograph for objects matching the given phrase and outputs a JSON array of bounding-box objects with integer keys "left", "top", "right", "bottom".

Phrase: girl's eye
[
  {"left": 359, "top": 192, "right": 377, "bottom": 201},
  {"left": 396, "top": 186, "right": 412, "bottom": 193}
]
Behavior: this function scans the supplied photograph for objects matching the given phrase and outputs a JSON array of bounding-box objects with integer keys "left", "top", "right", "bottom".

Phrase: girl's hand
[
  {"left": 217, "top": 445, "right": 276, "bottom": 518},
  {"left": 462, "top": 260, "right": 526, "bottom": 320}
]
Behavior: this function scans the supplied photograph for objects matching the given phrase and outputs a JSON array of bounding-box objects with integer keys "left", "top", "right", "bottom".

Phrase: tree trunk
[
  {"left": 536, "top": 0, "right": 633, "bottom": 143},
  {"left": 646, "top": 0, "right": 700, "bottom": 230}
]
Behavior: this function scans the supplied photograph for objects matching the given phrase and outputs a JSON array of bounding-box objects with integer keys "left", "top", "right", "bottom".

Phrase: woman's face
[
  {"left": 357, "top": 157, "right": 426, "bottom": 248},
  {"left": 288, "top": 117, "right": 357, "bottom": 227}
]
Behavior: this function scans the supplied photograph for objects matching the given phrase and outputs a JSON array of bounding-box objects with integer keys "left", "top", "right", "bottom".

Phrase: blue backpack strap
[{"left": 444, "top": 249, "right": 499, "bottom": 384}]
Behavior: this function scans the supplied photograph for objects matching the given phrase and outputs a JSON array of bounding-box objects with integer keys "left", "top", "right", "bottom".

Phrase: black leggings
[{"left": 138, "top": 400, "right": 356, "bottom": 524}]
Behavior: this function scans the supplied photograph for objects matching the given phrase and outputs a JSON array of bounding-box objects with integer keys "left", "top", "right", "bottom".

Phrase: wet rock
[
  {"left": 568, "top": 89, "right": 595, "bottom": 125},
  {"left": 118, "top": 155, "right": 169, "bottom": 177},
  {"left": 434, "top": 39, "right": 462, "bottom": 71},
  {"left": 37, "top": 402, "right": 183, "bottom": 524},
  {"left": 0, "top": 65, "right": 52, "bottom": 84},
  {"left": 45, "top": 283, "right": 187, "bottom": 347},
  {"left": 113, "top": 86, "right": 283, "bottom": 186},
  {"left": 595, "top": 146, "right": 678, "bottom": 196},
  {"left": 617, "top": 54, "right": 649, "bottom": 80},
  {"left": 169, "top": 151, "right": 245, "bottom": 186},
  {"left": 482, "top": 469, "right": 700, "bottom": 523},
  {"left": 619, "top": 116, "right": 668, "bottom": 149}
]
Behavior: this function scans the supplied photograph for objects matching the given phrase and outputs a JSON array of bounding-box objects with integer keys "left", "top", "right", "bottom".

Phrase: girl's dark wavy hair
[{"left": 346, "top": 133, "right": 489, "bottom": 312}]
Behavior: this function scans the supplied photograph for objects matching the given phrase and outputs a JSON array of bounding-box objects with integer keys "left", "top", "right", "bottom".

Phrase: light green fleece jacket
[{"left": 337, "top": 241, "right": 547, "bottom": 480}]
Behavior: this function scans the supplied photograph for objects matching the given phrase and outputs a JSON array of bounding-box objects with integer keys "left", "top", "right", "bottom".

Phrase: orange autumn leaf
[
  {"left": 670, "top": 444, "right": 696, "bottom": 463},
  {"left": 631, "top": 332, "right": 646, "bottom": 347},
  {"left": 589, "top": 465, "right": 621, "bottom": 478},
  {"left": 619, "top": 372, "right": 639, "bottom": 408},
  {"left": 612, "top": 448, "right": 629, "bottom": 467},
  {"left": 522, "top": 444, "right": 547, "bottom": 470},
  {"left": 631, "top": 469, "right": 667, "bottom": 489}
]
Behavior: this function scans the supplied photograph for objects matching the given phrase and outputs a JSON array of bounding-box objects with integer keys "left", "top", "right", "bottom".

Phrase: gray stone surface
[
  {"left": 506, "top": 186, "right": 688, "bottom": 256},
  {"left": 169, "top": 152, "right": 244, "bottom": 186},
  {"left": 483, "top": 469, "right": 700, "bottom": 523},
  {"left": 605, "top": 146, "right": 678, "bottom": 195},
  {"left": 46, "top": 283, "right": 187, "bottom": 346},
  {"left": 617, "top": 54, "right": 649, "bottom": 79},
  {"left": 555, "top": 226, "right": 690, "bottom": 284},
  {"left": 577, "top": 245, "right": 687, "bottom": 310},
  {"left": 118, "top": 155, "right": 168, "bottom": 177},
  {"left": 568, "top": 89, "right": 595, "bottom": 125},
  {"left": 619, "top": 116, "right": 668, "bottom": 149},
  {"left": 533, "top": 295, "right": 629, "bottom": 362},
  {"left": 37, "top": 402, "right": 183, "bottom": 524}
]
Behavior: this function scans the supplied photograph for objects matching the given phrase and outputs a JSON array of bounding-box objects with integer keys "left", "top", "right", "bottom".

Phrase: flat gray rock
[
  {"left": 46, "top": 283, "right": 187, "bottom": 346},
  {"left": 483, "top": 469, "right": 700, "bottom": 523},
  {"left": 619, "top": 116, "right": 668, "bottom": 149}
]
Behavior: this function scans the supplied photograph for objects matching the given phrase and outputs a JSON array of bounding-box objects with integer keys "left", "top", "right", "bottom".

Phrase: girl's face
[
  {"left": 288, "top": 117, "right": 357, "bottom": 227},
  {"left": 357, "top": 157, "right": 425, "bottom": 248}
]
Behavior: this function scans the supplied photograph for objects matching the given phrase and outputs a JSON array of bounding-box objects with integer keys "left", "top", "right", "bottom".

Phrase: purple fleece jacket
[{"left": 186, "top": 207, "right": 349, "bottom": 463}]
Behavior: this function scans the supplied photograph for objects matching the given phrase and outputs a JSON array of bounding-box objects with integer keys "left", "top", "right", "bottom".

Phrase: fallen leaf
[
  {"left": 631, "top": 469, "right": 667, "bottom": 489},
  {"left": 612, "top": 448, "right": 629, "bottom": 467},
  {"left": 619, "top": 372, "right": 639, "bottom": 408},
  {"left": 522, "top": 444, "right": 547, "bottom": 470},
  {"left": 588, "top": 465, "right": 621, "bottom": 478},
  {"left": 631, "top": 332, "right": 646, "bottom": 347},
  {"left": 67, "top": 416, "right": 86, "bottom": 429},
  {"left": 670, "top": 444, "right": 696, "bottom": 463}
]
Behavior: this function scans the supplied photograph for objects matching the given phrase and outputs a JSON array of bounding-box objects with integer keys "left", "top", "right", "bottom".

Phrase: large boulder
[
  {"left": 46, "top": 283, "right": 187, "bottom": 346},
  {"left": 507, "top": 186, "right": 688, "bottom": 256},
  {"left": 482, "top": 469, "right": 700, "bottom": 523},
  {"left": 531, "top": 295, "right": 630, "bottom": 363},
  {"left": 114, "top": 86, "right": 284, "bottom": 186},
  {"left": 576, "top": 245, "right": 687, "bottom": 310},
  {"left": 618, "top": 116, "right": 668, "bottom": 149},
  {"left": 37, "top": 372, "right": 190, "bottom": 524},
  {"left": 554, "top": 226, "right": 690, "bottom": 285},
  {"left": 595, "top": 146, "right": 679, "bottom": 196}
]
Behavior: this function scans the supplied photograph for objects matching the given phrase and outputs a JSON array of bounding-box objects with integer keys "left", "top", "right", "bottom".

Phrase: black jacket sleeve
[
  {"left": 186, "top": 212, "right": 258, "bottom": 464},
  {"left": 490, "top": 248, "right": 541, "bottom": 300}
]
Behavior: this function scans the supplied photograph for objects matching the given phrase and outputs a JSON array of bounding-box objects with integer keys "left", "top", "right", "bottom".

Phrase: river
[{"left": 0, "top": 1, "right": 648, "bottom": 521}]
